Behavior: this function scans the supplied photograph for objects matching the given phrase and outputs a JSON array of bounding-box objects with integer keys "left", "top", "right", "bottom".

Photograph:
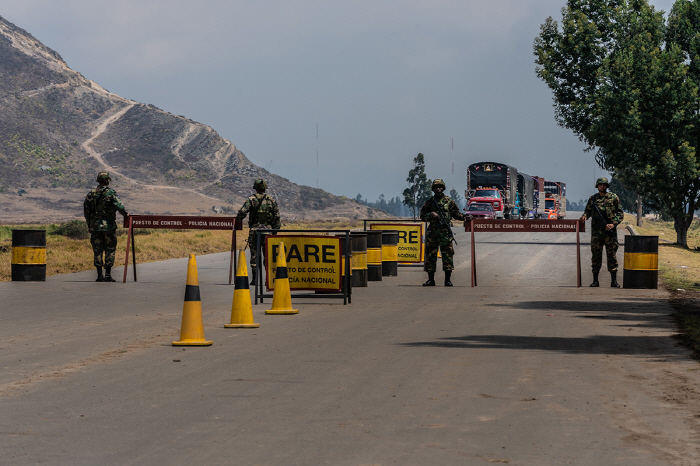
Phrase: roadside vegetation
[
  {"left": 623, "top": 213, "right": 700, "bottom": 357},
  {"left": 0, "top": 219, "right": 362, "bottom": 282}
]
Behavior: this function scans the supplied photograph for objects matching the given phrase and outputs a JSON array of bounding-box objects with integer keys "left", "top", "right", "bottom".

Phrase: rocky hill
[{"left": 0, "top": 16, "right": 379, "bottom": 223}]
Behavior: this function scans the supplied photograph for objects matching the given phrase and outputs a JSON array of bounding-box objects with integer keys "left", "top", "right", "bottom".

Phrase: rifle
[
  {"left": 431, "top": 197, "right": 457, "bottom": 245},
  {"left": 593, "top": 202, "right": 616, "bottom": 237}
]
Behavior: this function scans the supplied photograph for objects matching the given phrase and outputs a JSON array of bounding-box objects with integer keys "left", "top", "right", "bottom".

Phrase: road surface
[{"left": 1, "top": 219, "right": 699, "bottom": 465}]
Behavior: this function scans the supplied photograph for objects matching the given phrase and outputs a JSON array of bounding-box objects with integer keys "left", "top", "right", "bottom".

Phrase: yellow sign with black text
[
  {"left": 265, "top": 235, "right": 342, "bottom": 291},
  {"left": 369, "top": 223, "right": 424, "bottom": 263}
]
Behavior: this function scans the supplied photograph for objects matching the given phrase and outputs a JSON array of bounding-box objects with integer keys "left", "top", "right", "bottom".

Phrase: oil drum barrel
[
  {"left": 366, "top": 230, "right": 383, "bottom": 281},
  {"left": 381, "top": 230, "right": 399, "bottom": 276},
  {"left": 350, "top": 232, "right": 368, "bottom": 287},
  {"left": 11, "top": 229, "right": 46, "bottom": 281},
  {"left": 622, "top": 235, "right": 658, "bottom": 289}
]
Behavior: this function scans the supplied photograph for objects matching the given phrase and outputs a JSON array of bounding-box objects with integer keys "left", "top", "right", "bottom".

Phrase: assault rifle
[
  {"left": 593, "top": 202, "right": 616, "bottom": 237},
  {"left": 431, "top": 197, "right": 457, "bottom": 245}
]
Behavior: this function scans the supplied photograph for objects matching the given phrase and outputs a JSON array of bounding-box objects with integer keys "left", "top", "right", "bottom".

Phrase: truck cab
[{"left": 468, "top": 188, "right": 504, "bottom": 219}]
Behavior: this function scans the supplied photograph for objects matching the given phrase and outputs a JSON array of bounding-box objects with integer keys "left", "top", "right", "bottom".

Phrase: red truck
[{"left": 466, "top": 162, "right": 517, "bottom": 219}]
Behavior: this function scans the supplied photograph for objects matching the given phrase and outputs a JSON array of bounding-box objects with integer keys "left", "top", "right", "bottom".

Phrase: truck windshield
[
  {"left": 545, "top": 199, "right": 555, "bottom": 209},
  {"left": 474, "top": 189, "right": 499, "bottom": 198},
  {"left": 469, "top": 204, "right": 492, "bottom": 211}
]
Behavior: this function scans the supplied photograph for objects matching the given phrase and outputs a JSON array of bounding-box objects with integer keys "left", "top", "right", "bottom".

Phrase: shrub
[{"left": 51, "top": 220, "right": 90, "bottom": 240}]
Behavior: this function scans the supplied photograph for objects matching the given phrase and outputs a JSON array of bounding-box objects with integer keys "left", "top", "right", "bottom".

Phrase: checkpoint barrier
[
  {"left": 122, "top": 215, "right": 242, "bottom": 284},
  {"left": 381, "top": 230, "right": 399, "bottom": 276},
  {"left": 350, "top": 232, "right": 368, "bottom": 287},
  {"left": 465, "top": 218, "right": 585, "bottom": 287},
  {"left": 253, "top": 229, "right": 352, "bottom": 305},
  {"left": 366, "top": 230, "right": 383, "bottom": 281},
  {"left": 365, "top": 219, "right": 424, "bottom": 266},
  {"left": 11, "top": 229, "right": 46, "bottom": 281},
  {"left": 623, "top": 235, "right": 658, "bottom": 289}
]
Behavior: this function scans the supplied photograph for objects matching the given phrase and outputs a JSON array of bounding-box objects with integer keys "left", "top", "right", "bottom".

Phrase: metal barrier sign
[
  {"left": 465, "top": 218, "right": 585, "bottom": 287},
  {"left": 122, "top": 215, "right": 242, "bottom": 284},
  {"left": 265, "top": 235, "right": 342, "bottom": 291},
  {"left": 369, "top": 223, "right": 424, "bottom": 263}
]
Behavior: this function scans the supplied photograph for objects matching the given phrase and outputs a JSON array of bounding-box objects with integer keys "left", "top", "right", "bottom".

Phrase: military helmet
[
  {"left": 253, "top": 179, "right": 267, "bottom": 190},
  {"left": 595, "top": 177, "right": 609, "bottom": 187},
  {"left": 96, "top": 171, "right": 111, "bottom": 183},
  {"left": 431, "top": 179, "right": 446, "bottom": 191}
]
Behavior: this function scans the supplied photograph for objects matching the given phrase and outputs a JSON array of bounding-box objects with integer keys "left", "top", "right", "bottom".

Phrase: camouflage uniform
[
  {"left": 236, "top": 180, "right": 281, "bottom": 279},
  {"left": 583, "top": 190, "right": 623, "bottom": 274},
  {"left": 420, "top": 186, "right": 465, "bottom": 273},
  {"left": 84, "top": 172, "right": 127, "bottom": 275}
]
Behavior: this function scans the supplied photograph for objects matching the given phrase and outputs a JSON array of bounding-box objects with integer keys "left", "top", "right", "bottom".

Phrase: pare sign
[
  {"left": 370, "top": 223, "right": 424, "bottom": 263},
  {"left": 265, "top": 235, "right": 342, "bottom": 291}
]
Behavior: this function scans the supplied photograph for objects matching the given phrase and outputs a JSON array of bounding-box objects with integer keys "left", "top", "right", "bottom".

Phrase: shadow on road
[{"left": 398, "top": 334, "right": 682, "bottom": 357}]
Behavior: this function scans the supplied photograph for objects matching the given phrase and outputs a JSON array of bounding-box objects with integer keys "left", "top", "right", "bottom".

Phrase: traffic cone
[
  {"left": 265, "top": 241, "right": 299, "bottom": 315},
  {"left": 225, "top": 250, "right": 259, "bottom": 328},
  {"left": 173, "top": 254, "right": 213, "bottom": 346}
]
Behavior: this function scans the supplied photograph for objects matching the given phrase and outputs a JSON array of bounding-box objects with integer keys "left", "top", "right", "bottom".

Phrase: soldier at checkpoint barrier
[
  {"left": 83, "top": 171, "right": 128, "bottom": 282},
  {"left": 580, "top": 177, "right": 624, "bottom": 288},
  {"left": 420, "top": 178, "right": 465, "bottom": 287},
  {"left": 236, "top": 179, "right": 281, "bottom": 285}
]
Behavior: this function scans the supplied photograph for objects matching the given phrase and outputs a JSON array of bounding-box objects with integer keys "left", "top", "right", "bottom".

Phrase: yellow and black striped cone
[
  {"left": 225, "top": 250, "right": 259, "bottom": 328},
  {"left": 173, "top": 254, "right": 213, "bottom": 346},
  {"left": 265, "top": 241, "right": 298, "bottom": 315}
]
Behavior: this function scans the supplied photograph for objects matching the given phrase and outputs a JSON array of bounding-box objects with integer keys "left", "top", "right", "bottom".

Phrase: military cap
[
  {"left": 253, "top": 179, "right": 267, "bottom": 190},
  {"left": 97, "top": 171, "right": 111, "bottom": 183},
  {"left": 431, "top": 179, "right": 446, "bottom": 190},
  {"left": 596, "top": 177, "right": 609, "bottom": 187}
]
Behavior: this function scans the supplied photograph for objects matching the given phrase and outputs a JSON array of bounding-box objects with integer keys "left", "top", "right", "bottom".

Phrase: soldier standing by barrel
[
  {"left": 236, "top": 179, "right": 281, "bottom": 285},
  {"left": 420, "top": 179, "right": 465, "bottom": 286},
  {"left": 84, "top": 171, "right": 128, "bottom": 282},
  {"left": 580, "top": 177, "right": 624, "bottom": 287}
]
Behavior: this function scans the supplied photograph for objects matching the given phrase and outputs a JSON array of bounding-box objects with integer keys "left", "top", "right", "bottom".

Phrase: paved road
[{"left": 1, "top": 220, "right": 699, "bottom": 465}]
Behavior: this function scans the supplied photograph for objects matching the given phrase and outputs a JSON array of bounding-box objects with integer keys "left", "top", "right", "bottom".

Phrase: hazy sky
[{"left": 0, "top": 0, "right": 677, "bottom": 204}]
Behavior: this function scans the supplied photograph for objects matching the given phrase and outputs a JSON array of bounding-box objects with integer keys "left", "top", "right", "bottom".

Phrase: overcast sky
[{"left": 0, "top": 0, "right": 677, "bottom": 204}]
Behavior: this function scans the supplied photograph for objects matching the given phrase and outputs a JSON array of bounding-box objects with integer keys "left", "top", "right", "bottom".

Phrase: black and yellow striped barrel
[
  {"left": 11, "top": 229, "right": 46, "bottom": 281},
  {"left": 350, "top": 232, "right": 368, "bottom": 287},
  {"left": 381, "top": 230, "right": 399, "bottom": 277},
  {"left": 623, "top": 235, "right": 658, "bottom": 289},
  {"left": 366, "top": 230, "right": 383, "bottom": 281}
]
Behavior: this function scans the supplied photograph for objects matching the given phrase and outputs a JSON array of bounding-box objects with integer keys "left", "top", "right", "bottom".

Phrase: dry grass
[{"left": 0, "top": 220, "right": 365, "bottom": 282}]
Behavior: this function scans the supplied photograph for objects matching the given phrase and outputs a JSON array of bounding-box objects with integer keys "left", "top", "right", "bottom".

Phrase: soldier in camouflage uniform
[
  {"left": 420, "top": 179, "right": 465, "bottom": 286},
  {"left": 580, "top": 177, "right": 624, "bottom": 288},
  {"left": 236, "top": 179, "right": 281, "bottom": 285},
  {"left": 83, "top": 171, "right": 128, "bottom": 282}
]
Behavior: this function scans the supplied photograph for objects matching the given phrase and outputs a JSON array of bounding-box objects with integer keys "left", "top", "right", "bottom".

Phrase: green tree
[
  {"left": 402, "top": 153, "right": 432, "bottom": 219},
  {"left": 449, "top": 188, "right": 463, "bottom": 209},
  {"left": 535, "top": 0, "right": 700, "bottom": 247}
]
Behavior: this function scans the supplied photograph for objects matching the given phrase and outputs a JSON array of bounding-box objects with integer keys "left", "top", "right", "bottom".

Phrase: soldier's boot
[
  {"left": 423, "top": 272, "right": 436, "bottom": 286},
  {"left": 250, "top": 268, "right": 257, "bottom": 286},
  {"left": 104, "top": 266, "right": 116, "bottom": 282},
  {"left": 444, "top": 270, "right": 453, "bottom": 287},
  {"left": 590, "top": 272, "right": 599, "bottom": 287},
  {"left": 611, "top": 272, "right": 620, "bottom": 288},
  {"left": 95, "top": 267, "right": 104, "bottom": 282}
]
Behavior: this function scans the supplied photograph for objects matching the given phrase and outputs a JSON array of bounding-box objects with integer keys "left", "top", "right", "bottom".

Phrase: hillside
[{"left": 0, "top": 16, "right": 380, "bottom": 223}]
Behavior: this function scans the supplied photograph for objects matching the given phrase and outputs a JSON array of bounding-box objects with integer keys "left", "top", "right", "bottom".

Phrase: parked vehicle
[
  {"left": 544, "top": 181, "right": 567, "bottom": 219},
  {"left": 515, "top": 172, "right": 535, "bottom": 219},
  {"left": 465, "top": 202, "right": 496, "bottom": 219},
  {"left": 466, "top": 162, "right": 517, "bottom": 219}
]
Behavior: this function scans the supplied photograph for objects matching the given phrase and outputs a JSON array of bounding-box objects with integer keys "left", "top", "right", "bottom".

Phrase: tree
[
  {"left": 534, "top": 0, "right": 700, "bottom": 247},
  {"left": 402, "top": 153, "right": 432, "bottom": 219},
  {"left": 449, "top": 188, "right": 463, "bottom": 209}
]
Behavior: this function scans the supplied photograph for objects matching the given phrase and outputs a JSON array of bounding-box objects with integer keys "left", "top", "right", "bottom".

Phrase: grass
[
  {"left": 622, "top": 213, "right": 700, "bottom": 358},
  {"left": 0, "top": 219, "right": 363, "bottom": 282}
]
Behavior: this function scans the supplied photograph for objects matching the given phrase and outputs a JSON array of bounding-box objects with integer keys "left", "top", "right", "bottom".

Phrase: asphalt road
[{"left": 1, "top": 218, "right": 699, "bottom": 465}]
